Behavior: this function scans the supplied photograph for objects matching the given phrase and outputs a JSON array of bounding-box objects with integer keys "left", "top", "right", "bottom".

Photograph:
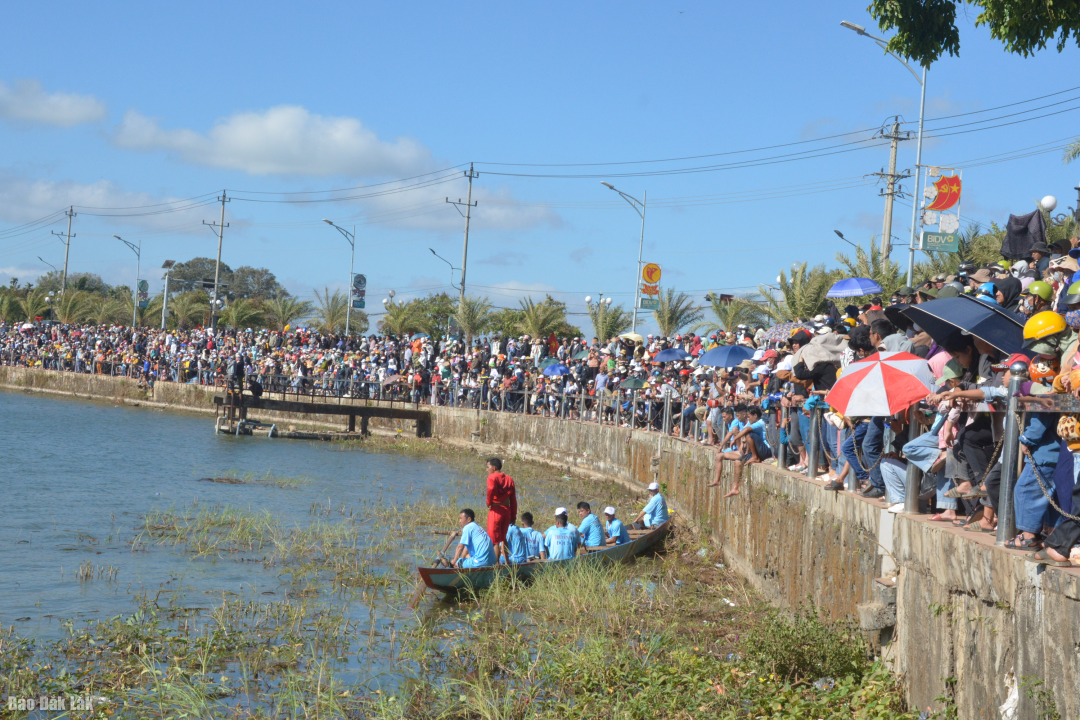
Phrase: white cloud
[
  {"left": 0, "top": 79, "right": 107, "bottom": 127},
  {"left": 0, "top": 172, "right": 209, "bottom": 231},
  {"left": 113, "top": 106, "right": 434, "bottom": 177}
]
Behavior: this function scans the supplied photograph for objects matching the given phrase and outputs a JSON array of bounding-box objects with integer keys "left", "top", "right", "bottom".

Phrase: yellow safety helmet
[{"left": 1023, "top": 311, "right": 1067, "bottom": 341}]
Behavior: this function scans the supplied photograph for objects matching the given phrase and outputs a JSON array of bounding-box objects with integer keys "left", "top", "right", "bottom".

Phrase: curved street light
[
  {"left": 600, "top": 182, "right": 647, "bottom": 332},
  {"left": 841, "top": 20, "right": 927, "bottom": 287},
  {"left": 323, "top": 219, "right": 357, "bottom": 334},
  {"left": 114, "top": 234, "right": 142, "bottom": 328}
]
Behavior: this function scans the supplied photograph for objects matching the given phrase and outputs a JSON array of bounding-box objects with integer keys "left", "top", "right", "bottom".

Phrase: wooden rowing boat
[{"left": 416, "top": 519, "right": 672, "bottom": 592}]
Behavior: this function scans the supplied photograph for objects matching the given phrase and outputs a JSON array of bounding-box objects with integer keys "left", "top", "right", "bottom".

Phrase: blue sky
[{"left": 2, "top": 1, "right": 1079, "bottom": 335}]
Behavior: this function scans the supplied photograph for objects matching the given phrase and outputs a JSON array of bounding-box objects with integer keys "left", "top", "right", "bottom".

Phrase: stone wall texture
[{"left": 2, "top": 367, "right": 1077, "bottom": 719}]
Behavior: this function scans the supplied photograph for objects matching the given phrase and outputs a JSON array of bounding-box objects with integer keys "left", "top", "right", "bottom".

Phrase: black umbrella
[{"left": 900, "top": 295, "right": 1025, "bottom": 355}]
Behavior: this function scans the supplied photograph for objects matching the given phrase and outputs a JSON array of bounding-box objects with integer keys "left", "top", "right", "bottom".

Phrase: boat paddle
[{"left": 409, "top": 530, "right": 458, "bottom": 608}]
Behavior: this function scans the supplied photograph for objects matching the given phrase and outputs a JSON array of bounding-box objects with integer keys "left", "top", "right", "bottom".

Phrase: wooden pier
[{"left": 213, "top": 391, "right": 433, "bottom": 437}]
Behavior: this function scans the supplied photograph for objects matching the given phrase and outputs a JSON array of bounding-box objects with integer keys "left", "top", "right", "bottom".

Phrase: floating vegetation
[{"left": 196, "top": 469, "right": 312, "bottom": 487}]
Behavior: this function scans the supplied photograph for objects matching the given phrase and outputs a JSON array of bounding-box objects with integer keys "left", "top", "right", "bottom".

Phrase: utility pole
[
  {"left": 446, "top": 164, "right": 479, "bottom": 305},
  {"left": 51, "top": 206, "right": 76, "bottom": 293},
  {"left": 203, "top": 191, "right": 230, "bottom": 332},
  {"left": 870, "top": 117, "right": 911, "bottom": 272}
]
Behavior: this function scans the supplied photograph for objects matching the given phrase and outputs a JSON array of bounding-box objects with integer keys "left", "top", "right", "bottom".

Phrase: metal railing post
[
  {"left": 806, "top": 405, "right": 819, "bottom": 479},
  {"left": 903, "top": 404, "right": 923, "bottom": 513},
  {"left": 995, "top": 364, "right": 1027, "bottom": 545},
  {"left": 778, "top": 394, "right": 789, "bottom": 469}
]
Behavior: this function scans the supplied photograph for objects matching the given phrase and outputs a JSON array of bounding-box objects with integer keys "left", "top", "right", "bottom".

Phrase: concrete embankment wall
[{"left": 2, "top": 366, "right": 1077, "bottom": 719}]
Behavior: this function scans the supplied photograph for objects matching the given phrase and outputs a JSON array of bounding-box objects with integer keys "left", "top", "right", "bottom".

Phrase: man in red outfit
[{"left": 485, "top": 457, "right": 517, "bottom": 561}]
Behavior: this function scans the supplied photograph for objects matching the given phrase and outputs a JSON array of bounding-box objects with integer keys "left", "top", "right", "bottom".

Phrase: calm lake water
[{"left": 0, "top": 390, "right": 574, "bottom": 694}]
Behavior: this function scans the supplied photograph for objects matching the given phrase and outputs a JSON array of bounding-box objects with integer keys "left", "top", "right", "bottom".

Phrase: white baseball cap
[
  {"left": 555, "top": 506, "right": 568, "bottom": 516},
  {"left": 647, "top": 482, "right": 660, "bottom": 491},
  {"left": 603, "top": 506, "right": 616, "bottom": 516}
]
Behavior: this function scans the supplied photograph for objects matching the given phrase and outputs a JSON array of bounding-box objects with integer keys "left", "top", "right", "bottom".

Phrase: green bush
[{"left": 739, "top": 602, "right": 870, "bottom": 683}]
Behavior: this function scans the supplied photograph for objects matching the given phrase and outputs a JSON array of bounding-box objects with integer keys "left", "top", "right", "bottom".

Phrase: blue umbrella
[
  {"left": 901, "top": 295, "right": 1025, "bottom": 355},
  {"left": 542, "top": 363, "right": 571, "bottom": 376},
  {"left": 827, "top": 277, "right": 883, "bottom": 298},
  {"left": 652, "top": 347, "right": 691, "bottom": 362},
  {"left": 697, "top": 344, "right": 755, "bottom": 368},
  {"left": 410, "top": 332, "right": 429, "bottom": 340}
]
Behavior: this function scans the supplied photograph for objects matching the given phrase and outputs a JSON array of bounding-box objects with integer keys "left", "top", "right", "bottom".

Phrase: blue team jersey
[
  {"left": 459, "top": 521, "right": 496, "bottom": 568},
  {"left": 748, "top": 418, "right": 767, "bottom": 441},
  {"left": 504, "top": 524, "right": 527, "bottom": 564},
  {"left": 543, "top": 525, "right": 581, "bottom": 560},
  {"left": 642, "top": 494, "right": 669, "bottom": 528},
  {"left": 577, "top": 513, "right": 604, "bottom": 547},
  {"left": 521, "top": 527, "right": 544, "bottom": 558},
  {"left": 724, "top": 419, "right": 744, "bottom": 451},
  {"left": 606, "top": 518, "right": 630, "bottom": 544}
]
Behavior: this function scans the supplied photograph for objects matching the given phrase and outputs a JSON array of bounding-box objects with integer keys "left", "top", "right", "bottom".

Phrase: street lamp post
[
  {"left": 429, "top": 248, "right": 462, "bottom": 293},
  {"left": 323, "top": 220, "right": 357, "bottom": 335},
  {"left": 601, "top": 182, "right": 647, "bottom": 332},
  {"left": 114, "top": 235, "right": 141, "bottom": 328},
  {"left": 161, "top": 260, "right": 176, "bottom": 330},
  {"left": 841, "top": 20, "right": 927, "bottom": 286},
  {"left": 38, "top": 256, "right": 59, "bottom": 274}
]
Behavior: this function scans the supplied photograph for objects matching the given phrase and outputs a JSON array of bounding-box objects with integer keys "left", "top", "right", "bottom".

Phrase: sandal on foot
[
  {"left": 1004, "top": 534, "right": 1043, "bottom": 550},
  {"left": 929, "top": 514, "right": 952, "bottom": 522},
  {"left": 961, "top": 489, "right": 988, "bottom": 499},
  {"left": 944, "top": 485, "right": 973, "bottom": 499},
  {"left": 961, "top": 521, "right": 983, "bottom": 531},
  {"left": 1028, "top": 549, "right": 1071, "bottom": 567},
  {"left": 929, "top": 455, "right": 947, "bottom": 474},
  {"left": 823, "top": 481, "right": 843, "bottom": 491}
]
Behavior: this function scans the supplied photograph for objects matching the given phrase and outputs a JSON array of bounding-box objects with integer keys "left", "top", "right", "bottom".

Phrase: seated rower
[
  {"left": 502, "top": 518, "right": 528, "bottom": 565},
  {"left": 604, "top": 506, "right": 630, "bottom": 545},
  {"left": 576, "top": 501, "right": 604, "bottom": 549},
  {"left": 630, "top": 482, "right": 669, "bottom": 530},
  {"left": 541, "top": 507, "right": 581, "bottom": 561},
  {"left": 450, "top": 508, "right": 497, "bottom": 568},
  {"left": 520, "top": 512, "right": 544, "bottom": 560}
]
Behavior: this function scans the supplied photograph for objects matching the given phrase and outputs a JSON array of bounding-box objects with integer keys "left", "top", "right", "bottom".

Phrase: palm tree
[
  {"left": 757, "top": 262, "right": 831, "bottom": 323},
  {"left": 380, "top": 299, "right": 421, "bottom": 337},
  {"left": 694, "top": 293, "right": 765, "bottom": 335},
  {"left": 264, "top": 296, "right": 313, "bottom": 332},
  {"left": 313, "top": 288, "right": 350, "bottom": 334},
  {"left": 20, "top": 290, "right": 50, "bottom": 323},
  {"left": 453, "top": 295, "right": 493, "bottom": 346},
  {"left": 169, "top": 292, "right": 209, "bottom": 330},
  {"left": 120, "top": 293, "right": 165, "bottom": 328},
  {"left": 651, "top": 288, "right": 703, "bottom": 338},
  {"left": 87, "top": 296, "right": 124, "bottom": 326},
  {"left": 587, "top": 301, "right": 632, "bottom": 341},
  {"left": 833, "top": 239, "right": 904, "bottom": 304},
  {"left": 0, "top": 293, "right": 23, "bottom": 323},
  {"left": 515, "top": 296, "right": 565, "bottom": 338},
  {"left": 220, "top": 298, "right": 264, "bottom": 330},
  {"left": 1065, "top": 138, "right": 1080, "bottom": 165},
  {"left": 54, "top": 290, "right": 89, "bottom": 324}
]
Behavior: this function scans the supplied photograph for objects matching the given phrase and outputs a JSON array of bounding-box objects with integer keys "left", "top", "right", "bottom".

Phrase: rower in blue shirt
[
  {"left": 519, "top": 512, "right": 544, "bottom": 559},
  {"left": 503, "top": 521, "right": 528, "bottom": 564},
  {"left": 575, "top": 501, "right": 604, "bottom": 548},
  {"left": 450, "top": 508, "right": 497, "bottom": 568},
  {"left": 541, "top": 507, "right": 581, "bottom": 561},
  {"left": 631, "top": 482, "right": 669, "bottom": 529},
  {"left": 603, "top": 506, "right": 630, "bottom": 545}
]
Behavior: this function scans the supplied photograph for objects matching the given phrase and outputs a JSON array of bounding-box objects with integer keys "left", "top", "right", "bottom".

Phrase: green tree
[
  {"left": 694, "top": 293, "right": 766, "bottom": 335},
  {"left": 586, "top": 301, "right": 632, "bottom": 342},
  {"left": 758, "top": 262, "right": 831, "bottom": 323},
  {"left": 220, "top": 298, "right": 265, "bottom": 330},
  {"left": 54, "top": 290, "right": 89, "bottom": 324},
  {"left": 87, "top": 296, "right": 124, "bottom": 326},
  {"left": 453, "top": 295, "right": 493, "bottom": 346},
  {"left": 487, "top": 307, "right": 525, "bottom": 339},
  {"left": 120, "top": 293, "right": 165, "bottom": 328},
  {"left": 230, "top": 266, "right": 290, "bottom": 300},
  {"left": 515, "top": 296, "right": 566, "bottom": 338},
  {"left": 20, "top": 290, "right": 50, "bottom": 322},
  {"left": 168, "top": 291, "right": 209, "bottom": 330},
  {"left": 313, "top": 288, "right": 348, "bottom": 334},
  {"left": 379, "top": 300, "right": 421, "bottom": 337},
  {"left": 263, "top": 296, "right": 312, "bottom": 332},
  {"left": 651, "top": 288, "right": 704, "bottom": 338},
  {"left": 0, "top": 293, "right": 23, "bottom": 323},
  {"left": 408, "top": 292, "right": 458, "bottom": 339},
  {"left": 832, "top": 238, "right": 905, "bottom": 304},
  {"left": 35, "top": 271, "right": 116, "bottom": 297},
  {"left": 868, "top": 0, "right": 1080, "bottom": 67},
  {"left": 169, "top": 258, "right": 233, "bottom": 296}
]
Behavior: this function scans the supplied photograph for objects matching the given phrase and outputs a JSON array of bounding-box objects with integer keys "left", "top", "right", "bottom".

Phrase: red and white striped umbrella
[{"left": 825, "top": 351, "right": 935, "bottom": 417}]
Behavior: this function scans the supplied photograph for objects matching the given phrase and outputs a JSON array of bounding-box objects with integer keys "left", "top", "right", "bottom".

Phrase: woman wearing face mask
[{"left": 1021, "top": 280, "right": 1055, "bottom": 318}]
